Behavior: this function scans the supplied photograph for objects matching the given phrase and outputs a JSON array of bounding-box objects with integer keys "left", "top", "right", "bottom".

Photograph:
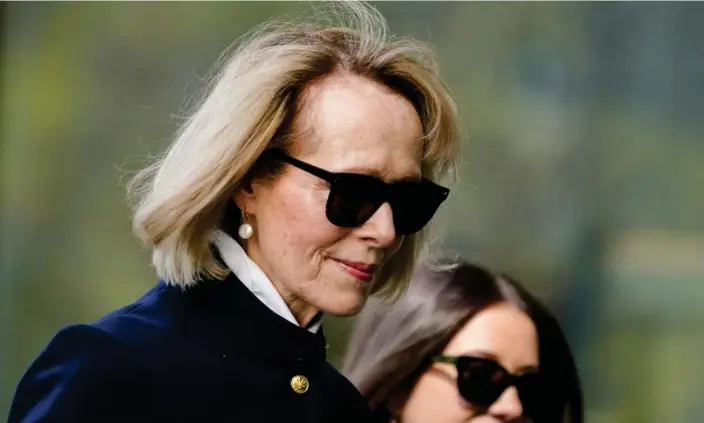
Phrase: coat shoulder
[
  {"left": 8, "top": 283, "right": 174, "bottom": 423},
  {"left": 8, "top": 324, "right": 143, "bottom": 422}
]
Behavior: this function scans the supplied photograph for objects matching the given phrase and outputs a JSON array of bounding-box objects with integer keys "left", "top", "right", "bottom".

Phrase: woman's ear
[{"left": 233, "top": 178, "right": 256, "bottom": 214}]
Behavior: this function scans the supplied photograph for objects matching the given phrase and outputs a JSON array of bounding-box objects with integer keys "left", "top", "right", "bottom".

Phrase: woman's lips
[{"left": 333, "top": 258, "right": 376, "bottom": 282}]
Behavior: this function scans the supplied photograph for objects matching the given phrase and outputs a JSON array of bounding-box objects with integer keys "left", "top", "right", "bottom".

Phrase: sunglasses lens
[
  {"left": 516, "top": 373, "right": 545, "bottom": 419},
  {"left": 456, "top": 357, "right": 508, "bottom": 408},
  {"left": 326, "top": 175, "right": 384, "bottom": 227},
  {"left": 391, "top": 180, "right": 449, "bottom": 235},
  {"left": 325, "top": 174, "right": 448, "bottom": 234}
]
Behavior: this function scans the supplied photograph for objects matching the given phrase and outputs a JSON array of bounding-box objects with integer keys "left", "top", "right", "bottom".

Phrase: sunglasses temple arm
[
  {"left": 432, "top": 355, "right": 458, "bottom": 365},
  {"left": 275, "top": 152, "right": 336, "bottom": 182}
]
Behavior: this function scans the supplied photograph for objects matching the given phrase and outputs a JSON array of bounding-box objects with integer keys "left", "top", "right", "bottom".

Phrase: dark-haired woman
[{"left": 343, "top": 257, "right": 583, "bottom": 423}]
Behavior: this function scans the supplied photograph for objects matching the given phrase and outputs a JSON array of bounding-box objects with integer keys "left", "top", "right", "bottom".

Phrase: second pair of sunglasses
[
  {"left": 434, "top": 355, "right": 545, "bottom": 418},
  {"left": 271, "top": 150, "right": 449, "bottom": 236}
]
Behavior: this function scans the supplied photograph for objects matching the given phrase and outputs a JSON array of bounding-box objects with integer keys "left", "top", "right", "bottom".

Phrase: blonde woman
[{"left": 9, "top": 2, "right": 460, "bottom": 423}]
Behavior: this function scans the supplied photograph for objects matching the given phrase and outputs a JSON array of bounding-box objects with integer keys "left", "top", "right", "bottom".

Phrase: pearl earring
[{"left": 238, "top": 210, "right": 254, "bottom": 240}]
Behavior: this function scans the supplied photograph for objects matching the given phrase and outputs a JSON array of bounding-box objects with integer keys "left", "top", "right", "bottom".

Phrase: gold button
[{"left": 290, "top": 375, "right": 309, "bottom": 394}]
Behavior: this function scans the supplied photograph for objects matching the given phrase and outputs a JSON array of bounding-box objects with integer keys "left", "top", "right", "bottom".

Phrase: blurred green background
[{"left": 2, "top": 2, "right": 703, "bottom": 422}]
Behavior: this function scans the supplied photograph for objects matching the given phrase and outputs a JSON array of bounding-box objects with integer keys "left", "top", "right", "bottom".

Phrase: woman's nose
[
  {"left": 357, "top": 202, "right": 397, "bottom": 248},
  {"left": 486, "top": 386, "right": 524, "bottom": 421}
]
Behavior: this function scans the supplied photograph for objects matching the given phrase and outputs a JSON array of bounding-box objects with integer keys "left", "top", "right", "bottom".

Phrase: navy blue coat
[{"left": 8, "top": 273, "right": 375, "bottom": 423}]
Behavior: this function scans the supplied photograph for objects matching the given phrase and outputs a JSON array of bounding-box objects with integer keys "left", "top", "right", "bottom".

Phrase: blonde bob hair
[{"left": 128, "top": 2, "right": 461, "bottom": 299}]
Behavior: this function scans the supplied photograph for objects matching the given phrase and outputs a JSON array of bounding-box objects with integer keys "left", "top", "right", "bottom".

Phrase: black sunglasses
[
  {"left": 433, "top": 355, "right": 544, "bottom": 418},
  {"left": 270, "top": 150, "right": 449, "bottom": 235}
]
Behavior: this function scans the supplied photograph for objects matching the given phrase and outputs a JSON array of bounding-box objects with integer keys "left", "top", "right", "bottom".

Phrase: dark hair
[{"left": 342, "top": 256, "right": 583, "bottom": 423}]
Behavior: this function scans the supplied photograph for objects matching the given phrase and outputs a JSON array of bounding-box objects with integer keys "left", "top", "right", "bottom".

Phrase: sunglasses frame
[
  {"left": 270, "top": 150, "right": 450, "bottom": 234},
  {"left": 433, "top": 354, "right": 541, "bottom": 412}
]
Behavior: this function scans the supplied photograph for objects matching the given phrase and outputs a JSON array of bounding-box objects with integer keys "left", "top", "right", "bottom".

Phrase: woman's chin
[{"left": 317, "top": 291, "right": 369, "bottom": 317}]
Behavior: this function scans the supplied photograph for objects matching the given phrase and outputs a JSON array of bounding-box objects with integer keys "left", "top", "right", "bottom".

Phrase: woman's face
[
  {"left": 399, "top": 302, "right": 539, "bottom": 423},
  {"left": 238, "top": 73, "right": 423, "bottom": 324}
]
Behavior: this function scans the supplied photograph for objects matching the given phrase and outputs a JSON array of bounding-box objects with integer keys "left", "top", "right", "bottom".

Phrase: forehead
[
  {"left": 444, "top": 302, "right": 539, "bottom": 372},
  {"left": 292, "top": 73, "right": 424, "bottom": 181}
]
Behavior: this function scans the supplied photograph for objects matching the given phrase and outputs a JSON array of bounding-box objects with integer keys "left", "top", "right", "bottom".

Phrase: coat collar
[{"left": 211, "top": 230, "right": 323, "bottom": 333}]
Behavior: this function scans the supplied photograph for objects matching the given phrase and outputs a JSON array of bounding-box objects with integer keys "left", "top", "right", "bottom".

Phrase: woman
[
  {"left": 8, "top": 3, "right": 460, "bottom": 423},
  {"left": 343, "top": 257, "right": 583, "bottom": 423}
]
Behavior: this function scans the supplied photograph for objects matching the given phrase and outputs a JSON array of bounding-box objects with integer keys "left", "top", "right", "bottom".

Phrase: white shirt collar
[{"left": 211, "top": 230, "right": 322, "bottom": 333}]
